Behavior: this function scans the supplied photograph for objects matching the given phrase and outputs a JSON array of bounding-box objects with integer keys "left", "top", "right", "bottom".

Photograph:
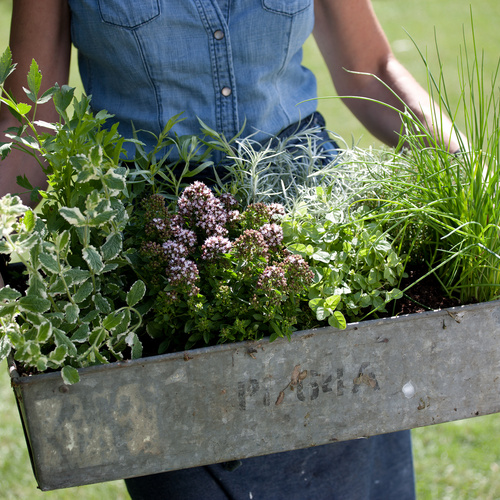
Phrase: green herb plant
[
  {"left": 282, "top": 200, "right": 404, "bottom": 325},
  {"left": 349, "top": 19, "right": 500, "bottom": 304},
  {"left": 129, "top": 182, "right": 315, "bottom": 352},
  {"left": 0, "top": 48, "right": 150, "bottom": 384},
  {"left": 399, "top": 22, "right": 500, "bottom": 303}
]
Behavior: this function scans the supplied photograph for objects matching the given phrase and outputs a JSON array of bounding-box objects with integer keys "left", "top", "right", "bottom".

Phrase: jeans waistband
[
  {"left": 127, "top": 112, "right": 339, "bottom": 187},
  {"left": 276, "top": 111, "right": 328, "bottom": 140}
]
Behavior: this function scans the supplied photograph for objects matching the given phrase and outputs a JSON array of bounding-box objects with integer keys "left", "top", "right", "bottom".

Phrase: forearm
[
  {"left": 0, "top": 0, "right": 71, "bottom": 204},
  {"left": 6, "top": 0, "right": 71, "bottom": 107},
  {"left": 341, "top": 55, "right": 463, "bottom": 151},
  {"left": 313, "top": 0, "right": 463, "bottom": 151}
]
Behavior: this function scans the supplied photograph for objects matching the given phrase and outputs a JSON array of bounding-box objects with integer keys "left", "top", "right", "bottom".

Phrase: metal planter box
[{"left": 9, "top": 300, "right": 500, "bottom": 491}]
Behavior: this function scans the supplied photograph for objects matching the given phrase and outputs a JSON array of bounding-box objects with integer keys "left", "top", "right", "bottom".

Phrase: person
[{"left": 0, "top": 1, "right": 463, "bottom": 498}]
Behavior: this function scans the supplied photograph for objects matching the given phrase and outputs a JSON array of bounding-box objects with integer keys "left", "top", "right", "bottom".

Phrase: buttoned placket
[{"left": 195, "top": 0, "right": 239, "bottom": 139}]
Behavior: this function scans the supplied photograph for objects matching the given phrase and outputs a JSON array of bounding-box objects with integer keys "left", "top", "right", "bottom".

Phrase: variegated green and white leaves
[{"left": 0, "top": 49, "right": 147, "bottom": 384}]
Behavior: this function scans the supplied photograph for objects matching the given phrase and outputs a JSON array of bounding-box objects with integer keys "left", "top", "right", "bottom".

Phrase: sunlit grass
[{"left": 413, "top": 415, "right": 500, "bottom": 499}]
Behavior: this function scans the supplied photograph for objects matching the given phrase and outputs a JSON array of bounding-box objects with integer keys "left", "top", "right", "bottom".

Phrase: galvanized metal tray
[{"left": 9, "top": 300, "right": 500, "bottom": 490}]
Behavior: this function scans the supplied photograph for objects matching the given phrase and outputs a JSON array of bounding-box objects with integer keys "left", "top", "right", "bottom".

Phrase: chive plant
[
  {"left": 345, "top": 19, "right": 500, "bottom": 305},
  {"left": 385, "top": 22, "right": 500, "bottom": 304}
]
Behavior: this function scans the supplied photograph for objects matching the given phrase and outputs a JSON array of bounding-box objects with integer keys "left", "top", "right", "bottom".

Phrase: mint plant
[
  {"left": 282, "top": 211, "right": 404, "bottom": 324},
  {"left": 0, "top": 49, "right": 146, "bottom": 384}
]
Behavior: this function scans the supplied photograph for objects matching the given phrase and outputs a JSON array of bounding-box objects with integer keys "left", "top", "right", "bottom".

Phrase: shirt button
[
  {"left": 221, "top": 87, "right": 232, "bottom": 97},
  {"left": 214, "top": 30, "right": 225, "bottom": 40}
]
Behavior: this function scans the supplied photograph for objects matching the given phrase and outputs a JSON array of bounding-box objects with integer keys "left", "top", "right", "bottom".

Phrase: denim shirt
[{"left": 68, "top": 0, "right": 318, "bottom": 158}]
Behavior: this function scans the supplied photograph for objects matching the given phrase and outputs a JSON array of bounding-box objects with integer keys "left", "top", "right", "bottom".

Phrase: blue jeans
[{"left": 125, "top": 431, "right": 415, "bottom": 499}]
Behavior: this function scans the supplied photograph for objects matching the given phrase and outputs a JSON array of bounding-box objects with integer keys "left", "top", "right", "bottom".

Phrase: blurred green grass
[
  {"left": 0, "top": 360, "right": 129, "bottom": 499},
  {"left": 305, "top": 1, "right": 500, "bottom": 148},
  {"left": 2, "top": 1, "right": 500, "bottom": 499}
]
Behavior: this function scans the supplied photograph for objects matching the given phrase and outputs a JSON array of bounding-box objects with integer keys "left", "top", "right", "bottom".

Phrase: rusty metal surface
[{"left": 9, "top": 300, "right": 500, "bottom": 490}]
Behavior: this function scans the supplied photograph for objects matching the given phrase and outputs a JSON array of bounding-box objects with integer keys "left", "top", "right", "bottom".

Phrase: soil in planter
[{"left": 390, "top": 265, "right": 462, "bottom": 316}]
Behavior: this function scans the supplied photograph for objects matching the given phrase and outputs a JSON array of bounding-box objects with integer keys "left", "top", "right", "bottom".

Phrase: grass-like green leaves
[{"left": 368, "top": 20, "right": 500, "bottom": 303}]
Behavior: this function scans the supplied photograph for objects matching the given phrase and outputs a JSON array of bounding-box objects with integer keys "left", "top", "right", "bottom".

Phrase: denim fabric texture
[
  {"left": 125, "top": 431, "right": 416, "bottom": 499},
  {"left": 68, "top": 0, "right": 318, "bottom": 158}
]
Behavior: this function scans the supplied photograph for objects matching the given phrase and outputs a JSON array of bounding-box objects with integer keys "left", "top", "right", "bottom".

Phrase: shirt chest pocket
[
  {"left": 262, "top": 0, "right": 311, "bottom": 15},
  {"left": 98, "top": 0, "right": 160, "bottom": 28}
]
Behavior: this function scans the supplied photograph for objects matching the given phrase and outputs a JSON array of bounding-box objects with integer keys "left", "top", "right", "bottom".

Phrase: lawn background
[{"left": 1, "top": 1, "right": 500, "bottom": 498}]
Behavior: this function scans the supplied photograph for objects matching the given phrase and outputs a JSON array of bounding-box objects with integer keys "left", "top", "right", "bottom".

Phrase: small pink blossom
[
  {"left": 267, "top": 203, "right": 286, "bottom": 219},
  {"left": 260, "top": 223, "right": 283, "bottom": 249},
  {"left": 167, "top": 258, "right": 199, "bottom": 287},
  {"left": 178, "top": 181, "right": 228, "bottom": 235},
  {"left": 172, "top": 227, "right": 197, "bottom": 252},
  {"left": 162, "top": 240, "right": 189, "bottom": 259},
  {"left": 219, "top": 192, "right": 239, "bottom": 210},
  {"left": 257, "top": 265, "right": 287, "bottom": 291},
  {"left": 234, "top": 229, "right": 269, "bottom": 261},
  {"left": 201, "top": 235, "right": 233, "bottom": 261}
]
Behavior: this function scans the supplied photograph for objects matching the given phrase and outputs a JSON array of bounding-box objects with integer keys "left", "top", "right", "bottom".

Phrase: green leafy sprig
[{"left": 0, "top": 49, "right": 146, "bottom": 384}]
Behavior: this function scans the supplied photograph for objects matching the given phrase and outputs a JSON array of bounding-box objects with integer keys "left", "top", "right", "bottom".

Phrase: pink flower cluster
[
  {"left": 141, "top": 184, "right": 243, "bottom": 300},
  {"left": 162, "top": 240, "right": 188, "bottom": 260},
  {"left": 201, "top": 235, "right": 233, "bottom": 261},
  {"left": 158, "top": 239, "right": 199, "bottom": 297},
  {"left": 241, "top": 202, "right": 286, "bottom": 229},
  {"left": 168, "top": 258, "right": 199, "bottom": 289},
  {"left": 267, "top": 203, "right": 286, "bottom": 219},
  {"left": 260, "top": 223, "right": 283, "bottom": 249},
  {"left": 177, "top": 181, "right": 231, "bottom": 237},
  {"left": 172, "top": 228, "right": 197, "bottom": 251},
  {"left": 257, "top": 265, "right": 287, "bottom": 292},
  {"left": 255, "top": 255, "right": 312, "bottom": 300},
  {"left": 218, "top": 192, "right": 239, "bottom": 210},
  {"left": 140, "top": 182, "right": 312, "bottom": 317},
  {"left": 233, "top": 229, "right": 268, "bottom": 262},
  {"left": 281, "top": 254, "right": 314, "bottom": 293}
]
